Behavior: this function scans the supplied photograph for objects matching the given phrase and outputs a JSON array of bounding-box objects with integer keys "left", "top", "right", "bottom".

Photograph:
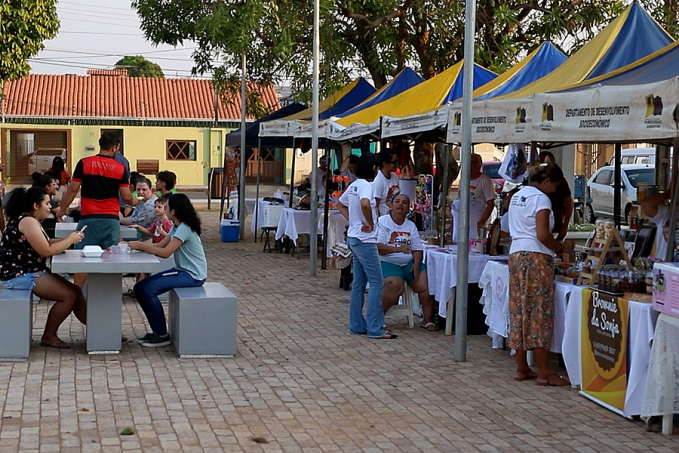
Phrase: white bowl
[{"left": 81, "top": 245, "right": 103, "bottom": 258}]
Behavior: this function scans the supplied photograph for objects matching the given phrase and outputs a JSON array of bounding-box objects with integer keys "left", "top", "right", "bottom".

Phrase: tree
[
  {"left": 0, "top": 0, "right": 59, "bottom": 82},
  {"left": 115, "top": 55, "right": 165, "bottom": 78},
  {"left": 131, "top": 1, "right": 638, "bottom": 101},
  {"left": 640, "top": 0, "right": 679, "bottom": 39}
]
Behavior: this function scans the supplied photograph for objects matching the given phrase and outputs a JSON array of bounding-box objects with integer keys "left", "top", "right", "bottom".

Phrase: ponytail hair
[
  {"left": 529, "top": 162, "right": 564, "bottom": 185},
  {"left": 5, "top": 187, "right": 48, "bottom": 221},
  {"left": 31, "top": 173, "right": 55, "bottom": 189},
  {"left": 168, "top": 193, "right": 201, "bottom": 235}
]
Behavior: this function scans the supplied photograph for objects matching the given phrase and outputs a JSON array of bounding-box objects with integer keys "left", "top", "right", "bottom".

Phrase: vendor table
[
  {"left": 642, "top": 313, "right": 679, "bottom": 434},
  {"left": 51, "top": 250, "right": 161, "bottom": 354},
  {"left": 478, "top": 271, "right": 658, "bottom": 417},
  {"left": 425, "top": 248, "right": 508, "bottom": 335},
  {"left": 275, "top": 208, "right": 348, "bottom": 257},
  {"left": 477, "top": 261, "right": 572, "bottom": 353},
  {"left": 559, "top": 287, "right": 657, "bottom": 417},
  {"left": 55, "top": 222, "right": 138, "bottom": 240}
]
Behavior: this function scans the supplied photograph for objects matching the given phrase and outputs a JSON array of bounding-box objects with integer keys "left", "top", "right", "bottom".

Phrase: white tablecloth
[
  {"left": 426, "top": 248, "right": 508, "bottom": 318},
  {"left": 477, "top": 261, "right": 573, "bottom": 354},
  {"left": 642, "top": 313, "right": 679, "bottom": 431},
  {"left": 274, "top": 208, "right": 347, "bottom": 257},
  {"left": 560, "top": 286, "right": 657, "bottom": 416}
]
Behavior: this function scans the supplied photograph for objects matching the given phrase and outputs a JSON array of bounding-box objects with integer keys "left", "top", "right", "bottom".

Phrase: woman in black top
[{"left": 0, "top": 188, "right": 86, "bottom": 349}]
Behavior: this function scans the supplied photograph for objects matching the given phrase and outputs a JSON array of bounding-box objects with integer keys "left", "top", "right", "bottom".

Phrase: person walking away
[
  {"left": 337, "top": 154, "right": 396, "bottom": 339},
  {"left": 128, "top": 194, "right": 207, "bottom": 347},
  {"left": 0, "top": 188, "right": 86, "bottom": 348},
  {"left": 508, "top": 163, "right": 574, "bottom": 385}
]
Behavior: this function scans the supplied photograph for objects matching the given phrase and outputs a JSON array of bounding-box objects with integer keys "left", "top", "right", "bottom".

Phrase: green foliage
[
  {"left": 115, "top": 55, "right": 164, "bottom": 78},
  {"left": 132, "top": 0, "right": 644, "bottom": 103},
  {"left": 640, "top": 0, "right": 679, "bottom": 39},
  {"left": 0, "top": 0, "right": 59, "bottom": 82}
]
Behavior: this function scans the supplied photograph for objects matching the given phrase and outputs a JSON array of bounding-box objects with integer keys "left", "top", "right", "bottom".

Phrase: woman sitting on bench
[
  {"left": 0, "top": 187, "right": 86, "bottom": 349},
  {"left": 129, "top": 193, "right": 207, "bottom": 347}
]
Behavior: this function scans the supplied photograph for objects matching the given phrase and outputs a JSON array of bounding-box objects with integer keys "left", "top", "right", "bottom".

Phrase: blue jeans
[
  {"left": 347, "top": 237, "right": 386, "bottom": 338},
  {"left": 133, "top": 268, "right": 205, "bottom": 336}
]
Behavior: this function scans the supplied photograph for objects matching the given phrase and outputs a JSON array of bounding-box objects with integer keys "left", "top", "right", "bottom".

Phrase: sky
[{"left": 30, "top": 0, "right": 201, "bottom": 79}]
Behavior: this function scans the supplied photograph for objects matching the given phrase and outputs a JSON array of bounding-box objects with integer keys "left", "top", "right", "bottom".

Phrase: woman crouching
[{"left": 0, "top": 188, "right": 86, "bottom": 349}]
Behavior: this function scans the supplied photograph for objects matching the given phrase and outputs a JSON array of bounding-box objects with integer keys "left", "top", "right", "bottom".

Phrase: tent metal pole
[
  {"left": 322, "top": 143, "right": 332, "bottom": 270},
  {"left": 454, "top": 0, "right": 477, "bottom": 362},
  {"left": 613, "top": 143, "right": 621, "bottom": 228},
  {"left": 290, "top": 138, "right": 297, "bottom": 202},
  {"left": 219, "top": 142, "right": 228, "bottom": 220},
  {"left": 439, "top": 144, "right": 450, "bottom": 247},
  {"left": 254, "top": 138, "right": 262, "bottom": 242},
  {"left": 665, "top": 138, "right": 679, "bottom": 262},
  {"left": 309, "top": 0, "right": 320, "bottom": 277},
  {"left": 238, "top": 53, "right": 247, "bottom": 239}
]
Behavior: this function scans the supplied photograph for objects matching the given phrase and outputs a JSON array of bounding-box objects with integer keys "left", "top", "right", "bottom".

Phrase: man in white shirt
[
  {"left": 373, "top": 150, "right": 401, "bottom": 216},
  {"left": 306, "top": 155, "right": 329, "bottom": 199},
  {"left": 461, "top": 153, "right": 496, "bottom": 240}
]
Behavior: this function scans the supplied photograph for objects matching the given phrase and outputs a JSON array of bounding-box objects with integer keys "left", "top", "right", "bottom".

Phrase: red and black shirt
[{"left": 72, "top": 154, "right": 129, "bottom": 219}]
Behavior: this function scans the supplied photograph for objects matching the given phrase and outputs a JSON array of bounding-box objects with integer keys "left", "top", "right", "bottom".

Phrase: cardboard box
[{"left": 652, "top": 262, "right": 679, "bottom": 317}]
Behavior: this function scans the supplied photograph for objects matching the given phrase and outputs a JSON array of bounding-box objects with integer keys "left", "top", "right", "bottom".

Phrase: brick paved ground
[{"left": 1, "top": 211, "right": 678, "bottom": 452}]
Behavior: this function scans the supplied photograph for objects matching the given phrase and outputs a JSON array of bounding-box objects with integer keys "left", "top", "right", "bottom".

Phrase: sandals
[
  {"left": 420, "top": 322, "right": 439, "bottom": 332},
  {"left": 536, "top": 373, "right": 570, "bottom": 387}
]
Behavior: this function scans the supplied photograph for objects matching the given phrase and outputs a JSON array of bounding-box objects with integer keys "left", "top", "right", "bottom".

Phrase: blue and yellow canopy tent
[
  {"left": 473, "top": 42, "right": 567, "bottom": 101},
  {"left": 330, "top": 60, "right": 497, "bottom": 141},
  {"left": 493, "top": 2, "right": 672, "bottom": 101},
  {"left": 380, "top": 43, "right": 567, "bottom": 139},
  {"left": 294, "top": 67, "right": 424, "bottom": 139},
  {"left": 447, "top": 1, "right": 674, "bottom": 145}
]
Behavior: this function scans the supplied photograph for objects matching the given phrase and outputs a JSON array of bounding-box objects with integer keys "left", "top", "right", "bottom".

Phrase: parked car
[
  {"left": 607, "top": 147, "right": 655, "bottom": 166},
  {"left": 27, "top": 148, "right": 67, "bottom": 175},
  {"left": 585, "top": 164, "right": 655, "bottom": 224},
  {"left": 482, "top": 161, "right": 504, "bottom": 194}
]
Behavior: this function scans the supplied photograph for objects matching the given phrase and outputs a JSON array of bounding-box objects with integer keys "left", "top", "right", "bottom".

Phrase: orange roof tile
[
  {"left": 1, "top": 74, "right": 280, "bottom": 121},
  {"left": 86, "top": 69, "right": 128, "bottom": 77}
]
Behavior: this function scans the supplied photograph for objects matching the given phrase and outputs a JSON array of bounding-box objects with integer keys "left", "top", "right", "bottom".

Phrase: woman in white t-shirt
[
  {"left": 338, "top": 154, "right": 396, "bottom": 340},
  {"left": 377, "top": 194, "right": 437, "bottom": 331},
  {"left": 508, "top": 163, "right": 574, "bottom": 386}
]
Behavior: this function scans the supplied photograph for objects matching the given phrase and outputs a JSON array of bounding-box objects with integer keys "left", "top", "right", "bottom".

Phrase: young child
[{"left": 130, "top": 197, "right": 173, "bottom": 243}]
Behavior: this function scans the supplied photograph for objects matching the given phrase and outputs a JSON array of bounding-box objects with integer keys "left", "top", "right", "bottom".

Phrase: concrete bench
[
  {"left": 0, "top": 289, "right": 34, "bottom": 361},
  {"left": 168, "top": 282, "right": 237, "bottom": 358}
]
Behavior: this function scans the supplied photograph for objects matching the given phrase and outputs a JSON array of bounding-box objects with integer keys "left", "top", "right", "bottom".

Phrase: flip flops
[{"left": 420, "top": 322, "right": 440, "bottom": 332}]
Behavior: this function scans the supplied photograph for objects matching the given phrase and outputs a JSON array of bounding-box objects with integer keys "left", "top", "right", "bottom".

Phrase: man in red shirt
[{"left": 58, "top": 133, "right": 138, "bottom": 248}]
